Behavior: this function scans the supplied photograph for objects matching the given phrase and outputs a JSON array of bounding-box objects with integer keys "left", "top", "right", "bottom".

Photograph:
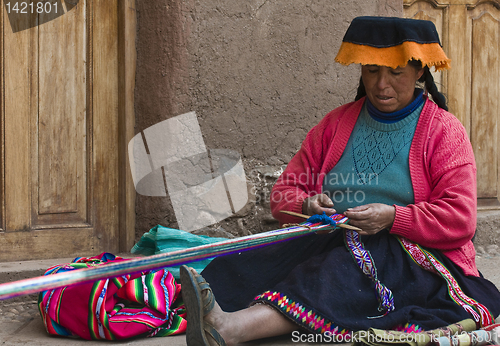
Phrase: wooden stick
[{"left": 279, "top": 210, "right": 363, "bottom": 232}]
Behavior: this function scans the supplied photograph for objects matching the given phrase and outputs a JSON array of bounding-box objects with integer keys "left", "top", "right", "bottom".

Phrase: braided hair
[
  {"left": 354, "top": 60, "right": 448, "bottom": 111},
  {"left": 354, "top": 76, "right": 366, "bottom": 102},
  {"left": 419, "top": 66, "right": 448, "bottom": 111}
]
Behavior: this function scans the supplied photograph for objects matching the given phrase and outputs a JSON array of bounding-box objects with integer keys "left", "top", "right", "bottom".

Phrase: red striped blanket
[{"left": 38, "top": 253, "right": 186, "bottom": 340}]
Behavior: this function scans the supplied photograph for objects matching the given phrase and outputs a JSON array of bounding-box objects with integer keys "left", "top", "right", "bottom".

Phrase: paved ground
[{"left": 0, "top": 254, "right": 499, "bottom": 345}]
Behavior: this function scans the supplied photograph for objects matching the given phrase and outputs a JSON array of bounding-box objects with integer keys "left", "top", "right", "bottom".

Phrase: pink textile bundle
[{"left": 38, "top": 253, "right": 187, "bottom": 340}]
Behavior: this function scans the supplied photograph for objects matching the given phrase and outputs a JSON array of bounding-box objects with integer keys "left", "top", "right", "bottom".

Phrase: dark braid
[
  {"left": 420, "top": 66, "right": 448, "bottom": 111},
  {"left": 354, "top": 76, "right": 366, "bottom": 101}
]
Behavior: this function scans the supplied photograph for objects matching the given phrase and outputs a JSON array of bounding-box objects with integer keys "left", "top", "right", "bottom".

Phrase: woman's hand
[
  {"left": 302, "top": 194, "right": 336, "bottom": 216},
  {"left": 344, "top": 203, "right": 395, "bottom": 236}
]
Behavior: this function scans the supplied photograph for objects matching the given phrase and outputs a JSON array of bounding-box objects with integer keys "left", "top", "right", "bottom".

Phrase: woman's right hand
[{"left": 302, "top": 194, "right": 336, "bottom": 216}]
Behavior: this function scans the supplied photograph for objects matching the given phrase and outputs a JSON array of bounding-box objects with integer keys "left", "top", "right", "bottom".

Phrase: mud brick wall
[{"left": 134, "top": 0, "right": 403, "bottom": 240}]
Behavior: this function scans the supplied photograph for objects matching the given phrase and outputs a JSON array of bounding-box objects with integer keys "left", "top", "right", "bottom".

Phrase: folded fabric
[
  {"left": 39, "top": 253, "right": 186, "bottom": 340},
  {"left": 131, "top": 225, "right": 228, "bottom": 279}
]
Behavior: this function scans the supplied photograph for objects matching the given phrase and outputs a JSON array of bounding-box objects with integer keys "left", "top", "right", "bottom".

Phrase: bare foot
[
  {"left": 187, "top": 268, "right": 238, "bottom": 346},
  {"left": 186, "top": 267, "right": 296, "bottom": 345}
]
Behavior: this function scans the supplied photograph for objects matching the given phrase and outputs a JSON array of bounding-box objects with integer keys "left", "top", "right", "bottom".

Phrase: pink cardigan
[{"left": 271, "top": 97, "right": 479, "bottom": 276}]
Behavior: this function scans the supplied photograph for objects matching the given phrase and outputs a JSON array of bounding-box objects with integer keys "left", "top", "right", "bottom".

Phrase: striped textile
[
  {"left": 38, "top": 253, "right": 186, "bottom": 340},
  {"left": 256, "top": 290, "right": 352, "bottom": 336},
  {"left": 344, "top": 229, "right": 395, "bottom": 316},
  {"left": 399, "top": 238, "right": 494, "bottom": 327}
]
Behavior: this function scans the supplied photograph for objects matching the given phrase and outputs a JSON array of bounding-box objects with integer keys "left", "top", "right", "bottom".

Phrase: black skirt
[{"left": 201, "top": 230, "right": 500, "bottom": 333}]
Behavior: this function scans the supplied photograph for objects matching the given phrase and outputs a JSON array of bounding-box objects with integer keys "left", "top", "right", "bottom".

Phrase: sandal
[{"left": 180, "top": 265, "right": 227, "bottom": 346}]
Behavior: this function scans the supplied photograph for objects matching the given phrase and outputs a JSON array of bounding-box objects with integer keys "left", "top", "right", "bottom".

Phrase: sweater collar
[{"left": 367, "top": 89, "right": 425, "bottom": 124}]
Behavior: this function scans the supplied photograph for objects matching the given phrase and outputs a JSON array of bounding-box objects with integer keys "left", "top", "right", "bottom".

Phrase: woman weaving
[{"left": 180, "top": 16, "right": 500, "bottom": 345}]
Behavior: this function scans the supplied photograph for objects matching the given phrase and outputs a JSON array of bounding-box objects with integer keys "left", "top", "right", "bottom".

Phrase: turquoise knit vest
[{"left": 322, "top": 103, "right": 423, "bottom": 213}]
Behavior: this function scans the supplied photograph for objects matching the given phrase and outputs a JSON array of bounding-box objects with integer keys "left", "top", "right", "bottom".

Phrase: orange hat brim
[{"left": 335, "top": 41, "right": 451, "bottom": 71}]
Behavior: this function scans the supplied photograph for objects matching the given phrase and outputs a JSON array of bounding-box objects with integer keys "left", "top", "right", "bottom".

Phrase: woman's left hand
[{"left": 343, "top": 203, "right": 396, "bottom": 236}]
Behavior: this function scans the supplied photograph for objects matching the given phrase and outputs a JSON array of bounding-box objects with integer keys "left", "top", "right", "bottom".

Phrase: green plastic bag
[{"left": 131, "top": 225, "right": 228, "bottom": 279}]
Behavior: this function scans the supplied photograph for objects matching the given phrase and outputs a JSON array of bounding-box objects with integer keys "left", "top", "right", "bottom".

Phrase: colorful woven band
[
  {"left": 399, "top": 237, "right": 494, "bottom": 327},
  {"left": 344, "top": 229, "right": 395, "bottom": 316},
  {"left": 0, "top": 217, "right": 343, "bottom": 301}
]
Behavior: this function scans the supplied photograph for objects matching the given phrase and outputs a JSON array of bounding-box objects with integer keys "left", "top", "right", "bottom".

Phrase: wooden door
[
  {"left": 0, "top": 0, "right": 136, "bottom": 261},
  {"left": 404, "top": 0, "right": 500, "bottom": 209}
]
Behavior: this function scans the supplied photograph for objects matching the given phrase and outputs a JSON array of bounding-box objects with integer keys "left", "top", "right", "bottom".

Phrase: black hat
[{"left": 335, "top": 16, "right": 450, "bottom": 71}]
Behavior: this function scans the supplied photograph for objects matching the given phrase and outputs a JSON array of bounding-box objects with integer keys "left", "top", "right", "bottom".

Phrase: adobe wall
[{"left": 133, "top": 0, "right": 403, "bottom": 240}]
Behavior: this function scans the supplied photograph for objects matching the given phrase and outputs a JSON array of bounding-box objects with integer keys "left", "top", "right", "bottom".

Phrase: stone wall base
[{"left": 476, "top": 210, "right": 500, "bottom": 255}]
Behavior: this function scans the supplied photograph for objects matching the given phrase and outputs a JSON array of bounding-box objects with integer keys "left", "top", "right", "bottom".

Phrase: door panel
[
  {"left": 0, "top": 0, "right": 132, "bottom": 261},
  {"left": 404, "top": 0, "right": 500, "bottom": 208},
  {"left": 468, "top": 5, "right": 500, "bottom": 200},
  {"left": 3, "top": 8, "right": 30, "bottom": 232},
  {"left": 35, "top": 1, "right": 88, "bottom": 225}
]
